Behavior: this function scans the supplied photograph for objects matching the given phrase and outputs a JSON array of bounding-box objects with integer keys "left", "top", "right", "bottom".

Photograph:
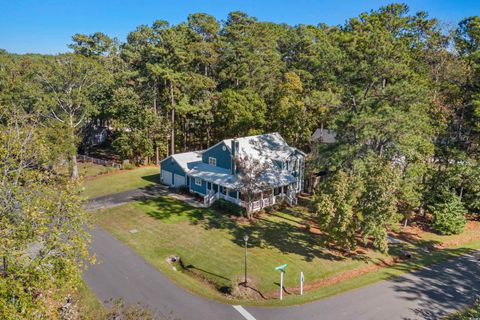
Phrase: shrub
[
  {"left": 176, "top": 185, "right": 190, "bottom": 194},
  {"left": 264, "top": 205, "right": 275, "bottom": 214},
  {"left": 432, "top": 196, "right": 467, "bottom": 235},
  {"left": 122, "top": 163, "right": 136, "bottom": 170},
  {"left": 212, "top": 199, "right": 245, "bottom": 216}
]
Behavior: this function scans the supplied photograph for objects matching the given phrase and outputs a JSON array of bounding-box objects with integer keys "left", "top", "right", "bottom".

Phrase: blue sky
[{"left": 1, "top": 0, "right": 479, "bottom": 54}]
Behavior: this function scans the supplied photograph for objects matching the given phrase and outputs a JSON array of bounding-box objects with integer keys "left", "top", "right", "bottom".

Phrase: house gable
[
  {"left": 201, "top": 141, "right": 232, "bottom": 171},
  {"left": 160, "top": 156, "right": 186, "bottom": 177}
]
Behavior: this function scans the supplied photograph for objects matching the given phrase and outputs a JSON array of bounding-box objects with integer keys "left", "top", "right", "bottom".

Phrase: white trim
[
  {"left": 208, "top": 157, "right": 217, "bottom": 166},
  {"left": 195, "top": 177, "right": 202, "bottom": 186}
]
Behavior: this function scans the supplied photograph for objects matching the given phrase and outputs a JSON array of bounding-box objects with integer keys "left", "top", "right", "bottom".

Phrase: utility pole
[{"left": 243, "top": 234, "right": 249, "bottom": 286}]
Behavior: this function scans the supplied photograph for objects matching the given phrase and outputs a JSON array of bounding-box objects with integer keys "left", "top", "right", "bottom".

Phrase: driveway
[
  {"left": 85, "top": 185, "right": 204, "bottom": 211},
  {"left": 84, "top": 227, "right": 480, "bottom": 320}
]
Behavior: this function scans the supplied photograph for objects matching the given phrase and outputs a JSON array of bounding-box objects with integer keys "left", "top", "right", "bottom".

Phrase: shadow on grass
[
  {"left": 137, "top": 195, "right": 344, "bottom": 262},
  {"left": 141, "top": 173, "right": 160, "bottom": 184},
  {"left": 185, "top": 265, "right": 231, "bottom": 282},
  {"left": 383, "top": 247, "right": 480, "bottom": 319},
  {"left": 138, "top": 197, "right": 206, "bottom": 223}
]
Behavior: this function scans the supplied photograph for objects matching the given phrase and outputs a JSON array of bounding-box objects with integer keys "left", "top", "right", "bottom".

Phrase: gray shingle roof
[{"left": 311, "top": 128, "right": 337, "bottom": 144}]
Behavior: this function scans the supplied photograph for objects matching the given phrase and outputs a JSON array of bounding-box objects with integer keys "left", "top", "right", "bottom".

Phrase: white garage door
[
  {"left": 161, "top": 170, "right": 173, "bottom": 186},
  {"left": 173, "top": 174, "right": 185, "bottom": 187}
]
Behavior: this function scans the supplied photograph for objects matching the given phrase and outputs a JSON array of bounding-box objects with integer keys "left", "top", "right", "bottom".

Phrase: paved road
[{"left": 84, "top": 227, "right": 480, "bottom": 320}]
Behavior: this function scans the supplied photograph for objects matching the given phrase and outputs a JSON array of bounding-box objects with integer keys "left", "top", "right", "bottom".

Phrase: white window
[
  {"left": 195, "top": 178, "right": 202, "bottom": 186},
  {"left": 208, "top": 157, "right": 217, "bottom": 166}
]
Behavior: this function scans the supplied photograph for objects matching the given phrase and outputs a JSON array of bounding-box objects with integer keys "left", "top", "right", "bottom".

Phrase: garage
[
  {"left": 161, "top": 170, "right": 173, "bottom": 186},
  {"left": 173, "top": 174, "right": 185, "bottom": 187}
]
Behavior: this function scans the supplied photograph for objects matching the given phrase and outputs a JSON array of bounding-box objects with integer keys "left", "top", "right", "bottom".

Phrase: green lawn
[
  {"left": 76, "top": 281, "right": 106, "bottom": 319},
  {"left": 83, "top": 166, "right": 159, "bottom": 199},
  {"left": 93, "top": 196, "right": 480, "bottom": 305}
]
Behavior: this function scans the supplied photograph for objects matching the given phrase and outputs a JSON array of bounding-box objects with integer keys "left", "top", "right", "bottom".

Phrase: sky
[{"left": 1, "top": 0, "right": 479, "bottom": 54}]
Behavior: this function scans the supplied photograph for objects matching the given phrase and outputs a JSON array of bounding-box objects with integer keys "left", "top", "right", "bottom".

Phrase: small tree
[
  {"left": 432, "top": 195, "right": 467, "bottom": 235},
  {"left": 315, "top": 170, "right": 362, "bottom": 251},
  {"left": 234, "top": 154, "right": 270, "bottom": 220}
]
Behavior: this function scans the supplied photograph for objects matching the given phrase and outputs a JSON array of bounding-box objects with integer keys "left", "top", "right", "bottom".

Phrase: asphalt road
[{"left": 84, "top": 227, "right": 480, "bottom": 320}]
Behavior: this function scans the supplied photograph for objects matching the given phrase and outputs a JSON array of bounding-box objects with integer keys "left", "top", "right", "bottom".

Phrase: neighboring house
[
  {"left": 87, "top": 126, "right": 108, "bottom": 146},
  {"left": 160, "top": 133, "right": 306, "bottom": 212},
  {"left": 311, "top": 128, "right": 337, "bottom": 145}
]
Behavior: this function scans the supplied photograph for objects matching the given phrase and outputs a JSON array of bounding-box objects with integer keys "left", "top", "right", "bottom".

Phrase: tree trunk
[
  {"left": 70, "top": 121, "right": 79, "bottom": 179},
  {"left": 170, "top": 81, "right": 175, "bottom": 155},
  {"left": 153, "top": 80, "right": 160, "bottom": 166},
  {"left": 71, "top": 154, "right": 79, "bottom": 179}
]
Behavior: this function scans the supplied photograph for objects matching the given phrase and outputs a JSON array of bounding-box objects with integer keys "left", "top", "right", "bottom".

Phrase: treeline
[{"left": 1, "top": 4, "right": 480, "bottom": 250}]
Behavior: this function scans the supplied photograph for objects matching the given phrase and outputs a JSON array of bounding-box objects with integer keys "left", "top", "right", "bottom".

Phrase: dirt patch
[
  {"left": 263, "top": 258, "right": 396, "bottom": 299},
  {"left": 230, "top": 276, "right": 266, "bottom": 300}
]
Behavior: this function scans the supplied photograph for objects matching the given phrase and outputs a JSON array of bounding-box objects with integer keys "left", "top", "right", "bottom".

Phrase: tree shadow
[
  {"left": 385, "top": 248, "right": 480, "bottom": 319},
  {"left": 206, "top": 213, "right": 344, "bottom": 262},
  {"left": 139, "top": 196, "right": 206, "bottom": 223}
]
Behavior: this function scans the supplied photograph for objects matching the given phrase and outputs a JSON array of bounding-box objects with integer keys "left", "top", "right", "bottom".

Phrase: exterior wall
[
  {"left": 189, "top": 176, "right": 207, "bottom": 195},
  {"left": 160, "top": 157, "right": 185, "bottom": 185},
  {"left": 202, "top": 142, "right": 232, "bottom": 171}
]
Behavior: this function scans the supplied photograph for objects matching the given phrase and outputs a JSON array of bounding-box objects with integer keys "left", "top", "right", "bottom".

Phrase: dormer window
[{"left": 209, "top": 157, "right": 217, "bottom": 166}]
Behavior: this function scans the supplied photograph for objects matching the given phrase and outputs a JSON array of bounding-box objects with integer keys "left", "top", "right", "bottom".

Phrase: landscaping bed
[{"left": 93, "top": 196, "right": 480, "bottom": 305}]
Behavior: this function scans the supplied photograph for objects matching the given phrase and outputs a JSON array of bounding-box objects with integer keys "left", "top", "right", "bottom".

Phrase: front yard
[
  {"left": 82, "top": 166, "right": 159, "bottom": 199},
  {"left": 94, "top": 196, "right": 480, "bottom": 305}
]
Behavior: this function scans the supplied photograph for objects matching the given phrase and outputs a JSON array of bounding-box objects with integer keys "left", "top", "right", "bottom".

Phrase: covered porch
[{"left": 203, "top": 182, "right": 299, "bottom": 211}]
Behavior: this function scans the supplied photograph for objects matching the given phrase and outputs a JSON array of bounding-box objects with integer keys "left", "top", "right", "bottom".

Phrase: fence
[{"left": 77, "top": 154, "right": 122, "bottom": 169}]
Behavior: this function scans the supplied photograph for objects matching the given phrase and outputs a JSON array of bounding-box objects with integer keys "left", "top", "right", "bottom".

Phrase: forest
[{"left": 1, "top": 3, "right": 480, "bottom": 318}]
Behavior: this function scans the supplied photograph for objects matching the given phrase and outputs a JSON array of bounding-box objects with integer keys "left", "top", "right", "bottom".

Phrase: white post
[
  {"left": 280, "top": 271, "right": 284, "bottom": 300},
  {"left": 300, "top": 272, "right": 304, "bottom": 295}
]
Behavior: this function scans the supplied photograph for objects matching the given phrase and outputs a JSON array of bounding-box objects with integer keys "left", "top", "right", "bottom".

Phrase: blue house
[{"left": 160, "top": 133, "right": 305, "bottom": 212}]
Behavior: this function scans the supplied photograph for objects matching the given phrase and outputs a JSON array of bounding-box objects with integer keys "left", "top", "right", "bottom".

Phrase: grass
[
  {"left": 82, "top": 166, "right": 159, "bottom": 199},
  {"left": 94, "top": 196, "right": 480, "bottom": 306},
  {"left": 76, "top": 281, "right": 106, "bottom": 319},
  {"left": 448, "top": 300, "right": 480, "bottom": 319},
  {"left": 78, "top": 162, "right": 117, "bottom": 178},
  {"left": 56, "top": 162, "right": 118, "bottom": 179}
]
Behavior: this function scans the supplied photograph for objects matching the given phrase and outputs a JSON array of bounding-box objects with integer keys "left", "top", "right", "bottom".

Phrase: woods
[{"left": 1, "top": 3, "right": 480, "bottom": 318}]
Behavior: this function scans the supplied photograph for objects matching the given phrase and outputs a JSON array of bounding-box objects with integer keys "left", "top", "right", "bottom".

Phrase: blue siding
[
  {"left": 202, "top": 142, "right": 232, "bottom": 171},
  {"left": 160, "top": 157, "right": 186, "bottom": 185},
  {"left": 160, "top": 157, "right": 186, "bottom": 176},
  {"left": 190, "top": 177, "right": 207, "bottom": 195}
]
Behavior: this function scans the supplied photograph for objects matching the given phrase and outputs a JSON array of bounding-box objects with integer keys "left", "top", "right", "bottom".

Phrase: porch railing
[{"left": 204, "top": 190, "right": 298, "bottom": 212}]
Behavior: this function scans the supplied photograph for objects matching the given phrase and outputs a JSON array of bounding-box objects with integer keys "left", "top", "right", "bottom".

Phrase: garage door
[
  {"left": 161, "top": 170, "right": 173, "bottom": 186},
  {"left": 173, "top": 174, "right": 185, "bottom": 187}
]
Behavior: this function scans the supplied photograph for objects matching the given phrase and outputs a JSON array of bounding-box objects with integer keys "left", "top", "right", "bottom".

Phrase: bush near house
[{"left": 211, "top": 199, "right": 246, "bottom": 216}]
